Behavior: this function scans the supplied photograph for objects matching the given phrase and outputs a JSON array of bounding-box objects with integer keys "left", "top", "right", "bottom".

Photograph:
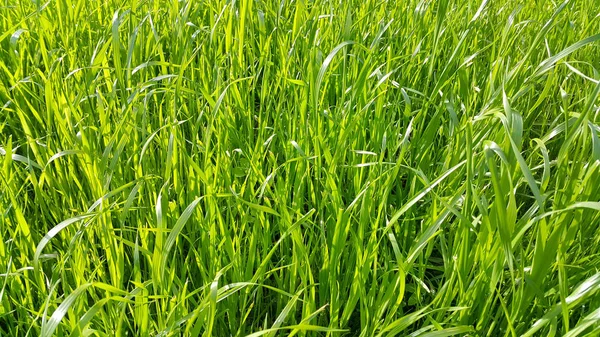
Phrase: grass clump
[{"left": 1, "top": 0, "right": 600, "bottom": 336}]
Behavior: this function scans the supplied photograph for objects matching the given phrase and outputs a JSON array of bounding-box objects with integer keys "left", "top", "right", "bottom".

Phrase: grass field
[{"left": 1, "top": 0, "right": 600, "bottom": 335}]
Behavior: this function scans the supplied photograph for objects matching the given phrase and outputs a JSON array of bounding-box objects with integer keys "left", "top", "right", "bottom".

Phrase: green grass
[{"left": 1, "top": 0, "right": 600, "bottom": 335}]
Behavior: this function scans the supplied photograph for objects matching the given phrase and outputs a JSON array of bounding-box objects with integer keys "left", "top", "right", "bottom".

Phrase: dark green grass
[{"left": 1, "top": 0, "right": 600, "bottom": 336}]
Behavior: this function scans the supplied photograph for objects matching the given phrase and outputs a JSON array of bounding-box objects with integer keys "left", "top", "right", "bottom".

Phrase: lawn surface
[{"left": 1, "top": 0, "right": 600, "bottom": 336}]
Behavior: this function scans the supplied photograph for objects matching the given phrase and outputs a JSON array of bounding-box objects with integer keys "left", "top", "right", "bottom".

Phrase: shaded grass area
[{"left": 1, "top": 0, "right": 600, "bottom": 335}]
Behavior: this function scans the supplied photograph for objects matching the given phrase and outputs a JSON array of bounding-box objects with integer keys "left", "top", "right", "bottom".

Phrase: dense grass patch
[{"left": 1, "top": 0, "right": 600, "bottom": 335}]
